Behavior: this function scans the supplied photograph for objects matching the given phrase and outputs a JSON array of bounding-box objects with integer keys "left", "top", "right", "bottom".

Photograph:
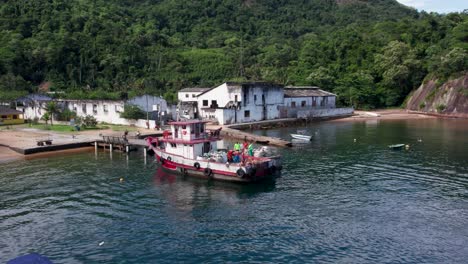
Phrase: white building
[
  {"left": 177, "top": 87, "right": 211, "bottom": 119},
  {"left": 197, "top": 82, "right": 284, "bottom": 124},
  {"left": 178, "top": 87, "right": 211, "bottom": 102},
  {"left": 177, "top": 82, "right": 347, "bottom": 125},
  {"left": 16, "top": 94, "right": 170, "bottom": 126},
  {"left": 60, "top": 99, "right": 126, "bottom": 124}
]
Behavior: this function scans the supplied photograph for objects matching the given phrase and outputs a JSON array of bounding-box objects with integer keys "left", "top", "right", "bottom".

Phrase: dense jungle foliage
[{"left": 0, "top": 0, "right": 467, "bottom": 108}]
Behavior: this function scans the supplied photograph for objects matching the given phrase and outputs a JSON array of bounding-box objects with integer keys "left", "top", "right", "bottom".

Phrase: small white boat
[{"left": 290, "top": 134, "right": 312, "bottom": 141}]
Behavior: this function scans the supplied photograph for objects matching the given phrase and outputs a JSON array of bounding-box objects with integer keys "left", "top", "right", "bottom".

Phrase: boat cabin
[{"left": 160, "top": 120, "right": 221, "bottom": 160}]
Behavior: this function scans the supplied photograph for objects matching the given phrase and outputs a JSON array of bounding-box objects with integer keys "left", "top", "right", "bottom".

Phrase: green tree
[
  {"left": 120, "top": 105, "right": 145, "bottom": 120},
  {"left": 44, "top": 102, "right": 59, "bottom": 126}
]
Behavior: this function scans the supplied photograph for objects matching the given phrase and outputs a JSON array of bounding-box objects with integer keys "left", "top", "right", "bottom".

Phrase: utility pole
[{"left": 146, "top": 94, "right": 149, "bottom": 129}]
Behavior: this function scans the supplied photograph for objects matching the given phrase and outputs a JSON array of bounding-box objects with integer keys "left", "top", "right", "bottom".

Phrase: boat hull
[{"left": 153, "top": 150, "right": 281, "bottom": 183}]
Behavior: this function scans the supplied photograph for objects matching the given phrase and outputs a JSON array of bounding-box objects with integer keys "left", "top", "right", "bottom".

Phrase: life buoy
[
  {"left": 167, "top": 156, "right": 172, "bottom": 161},
  {"left": 236, "top": 168, "right": 245, "bottom": 178},
  {"left": 182, "top": 130, "right": 187, "bottom": 135},
  {"left": 194, "top": 162, "right": 201, "bottom": 170},
  {"left": 204, "top": 168, "right": 213, "bottom": 177},
  {"left": 247, "top": 167, "right": 256, "bottom": 177}
]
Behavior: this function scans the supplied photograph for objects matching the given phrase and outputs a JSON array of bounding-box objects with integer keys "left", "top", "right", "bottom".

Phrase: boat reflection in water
[{"left": 153, "top": 166, "right": 277, "bottom": 213}]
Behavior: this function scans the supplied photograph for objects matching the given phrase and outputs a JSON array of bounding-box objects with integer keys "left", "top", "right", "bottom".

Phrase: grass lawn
[
  {"left": 103, "top": 124, "right": 139, "bottom": 132},
  {"left": 7, "top": 123, "right": 139, "bottom": 133},
  {"left": 29, "top": 124, "right": 78, "bottom": 132}
]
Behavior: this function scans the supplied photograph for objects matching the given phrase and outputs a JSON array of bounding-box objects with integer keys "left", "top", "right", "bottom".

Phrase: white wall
[
  {"left": 297, "top": 108, "right": 354, "bottom": 118},
  {"left": 178, "top": 92, "right": 203, "bottom": 102},
  {"left": 64, "top": 100, "right": 126, "bottom": 124},
  {"left": 197, "top": 83, "right": 234, "bottom": 109}
]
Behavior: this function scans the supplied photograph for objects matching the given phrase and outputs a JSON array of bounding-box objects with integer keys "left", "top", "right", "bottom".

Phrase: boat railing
[{"left": 161, "top": 128, "right": 222, "bottom": 141}]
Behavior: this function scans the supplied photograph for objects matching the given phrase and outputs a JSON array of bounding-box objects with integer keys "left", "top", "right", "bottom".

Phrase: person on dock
[{"left": 123, "top": 130, "right": 129, "bottom": 142}]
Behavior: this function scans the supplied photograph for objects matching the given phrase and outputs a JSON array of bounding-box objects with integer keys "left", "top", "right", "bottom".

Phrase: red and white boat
[{"left": 146, "top": 120, "right": 282, "bottom": 183}]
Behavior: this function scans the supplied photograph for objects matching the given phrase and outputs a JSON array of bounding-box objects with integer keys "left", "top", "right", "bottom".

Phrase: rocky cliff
[{"left": 406, "top": 74, "right": 468, "bottom": 118}]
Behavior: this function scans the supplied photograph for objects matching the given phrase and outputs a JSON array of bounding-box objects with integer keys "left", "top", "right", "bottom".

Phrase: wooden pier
[{"left": 95, "top": 135, "right": 140, "bottom": 152}]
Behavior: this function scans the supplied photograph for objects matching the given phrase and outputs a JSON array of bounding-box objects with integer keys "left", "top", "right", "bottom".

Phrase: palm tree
[{"left": 45, "top": 102, "right": 59, "bottom": 126}]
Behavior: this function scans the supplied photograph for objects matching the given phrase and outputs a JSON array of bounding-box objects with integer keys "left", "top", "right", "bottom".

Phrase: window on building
[
  {"left": 291, "top": 102, "right": 296, "bottom": 108},
  {"left": 103, "top": 104, "right": 108, "bottom": 113},
  {"left": 82, "top": 104, "right": 87, "bottom": 113},
  {"left": 203, "top": 100, "right": 208, "bottom": 106},
  {"left": 93, "top": 104, "right": 98, "bottom": 114},
  {"left": 211, "top": 100, "right": 217, "bottom": 108},
  {"left": 185, "top": 94, "right": 189, "bottom": 98},
  {"left": 1, "top": 115, "right": 7, "bottom": 119},
  {"left": 192, "top": 94, "right": 196, "bottom": 98},
  {"left": 73, "top": 104, "right": 77, "bottom": 112},
  {"left": 244, "top": 110, "right": 250, "bottom": 118},
  {"left": 301, "top": 101, "right": 306, "bottom": 107},
  {"left": 254, "top": 95, "right": 257, "bottom": 102},
  {"left": 13, "top": 115, "right": 17, "bottom": 119}
]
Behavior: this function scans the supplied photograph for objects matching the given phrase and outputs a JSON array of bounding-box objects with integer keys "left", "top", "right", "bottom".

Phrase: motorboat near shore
[
  {"left": 146, "top": 120, "right": 282, "bottom": 183},
  {"left": 290, "top": 133, "right": 312, "bottom": 141}
]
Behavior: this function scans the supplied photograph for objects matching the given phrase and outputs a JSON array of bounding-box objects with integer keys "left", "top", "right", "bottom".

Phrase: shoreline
[
  {"left": 0, "top": 110, "right": 456, "bottom": 163},
  {"left": 329, "top": 109, "right": 437, "bottom": 122},
  {"left": 0, "top": 146, "right": 95, "bottom": 164}
]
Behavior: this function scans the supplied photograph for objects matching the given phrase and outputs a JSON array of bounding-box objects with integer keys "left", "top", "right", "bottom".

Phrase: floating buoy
[
  {"left": 99, "top": 241, "right": 105, "bottom": 246},
  {"left": 405, "top": 144, "right": 410, "bottom": 149},
  {"left": 354, "top": 138, "right": 357, "bottom": 142},
  {"left": 418, "top": 139, "right": 422, "bottom": 142},
  {"left": 120, "top": 177, "right": 124, "bottom": 182}
]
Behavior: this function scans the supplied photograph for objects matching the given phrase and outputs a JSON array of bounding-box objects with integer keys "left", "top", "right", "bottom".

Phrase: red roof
[{"left": 168, "top": 120, "right": 209, "bottom": 125}]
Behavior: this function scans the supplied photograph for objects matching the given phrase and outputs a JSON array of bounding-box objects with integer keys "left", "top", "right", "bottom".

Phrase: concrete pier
[{"left": 221, "top": 127, "right": 292, "bottom": 147}]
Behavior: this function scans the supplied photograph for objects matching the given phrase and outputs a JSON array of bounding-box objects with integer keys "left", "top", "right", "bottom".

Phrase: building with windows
[
  {"left": 177, "top": 82, "right": 351, "bottom": 125},
  {"left": 16, "top": 94, "right": 170, "bottom": 126},
  {"left": 0, "top": 106, "right": 24, "bottom": 125}
]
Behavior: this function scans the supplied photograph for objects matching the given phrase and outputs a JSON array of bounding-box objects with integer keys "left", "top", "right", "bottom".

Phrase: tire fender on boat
[
  {"left": 204, "top": 168, "right": 213, "bottom": 177},
  {"left": 194, "top": 162, "right": 201, "bottom": 170},
  {"left": 236, "top": 168, "right": 245, "bottom": 178},
  {"left": 167, "top": 156, "right": 172, "bottom": 161},
  {"left": 248, "top": 167, "right": 256, "bottom": 177}
]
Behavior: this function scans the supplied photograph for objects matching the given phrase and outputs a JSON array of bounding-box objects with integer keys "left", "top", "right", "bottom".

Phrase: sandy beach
[{"left": 330, "top": 109, "right": 436, "bottom": 122}]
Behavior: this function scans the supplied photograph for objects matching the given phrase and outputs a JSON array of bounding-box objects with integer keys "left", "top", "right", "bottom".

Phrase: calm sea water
[{"left": 1, "top": 119, "right": 468, "bottom": 264}]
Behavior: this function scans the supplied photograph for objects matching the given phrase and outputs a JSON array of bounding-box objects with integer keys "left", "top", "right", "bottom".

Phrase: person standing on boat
[
  {"left": 248, "top": 142, "right": 254, "bottom": 156},
  {"left": 227, "top": 150, "right": 233, "bottom": 162},
  {"left": 243, "top": 140, "right": 248, "bottom": 152},
  {"left": 234, "top": 142, "right": 241, "bottom": 152}
]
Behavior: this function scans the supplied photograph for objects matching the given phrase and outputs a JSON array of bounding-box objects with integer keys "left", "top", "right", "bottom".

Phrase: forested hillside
[{"left": 0, "top": 0, "right": 466, "bottom": 108}]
